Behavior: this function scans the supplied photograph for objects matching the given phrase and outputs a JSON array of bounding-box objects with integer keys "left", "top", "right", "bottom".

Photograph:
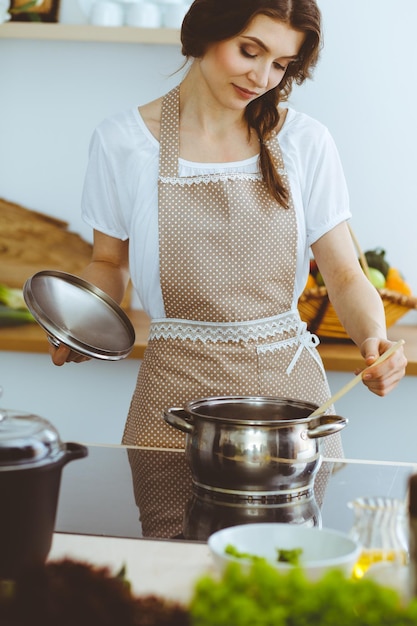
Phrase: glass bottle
[{"left": 348, "top": 496, "right": 409, "bottom": 579}]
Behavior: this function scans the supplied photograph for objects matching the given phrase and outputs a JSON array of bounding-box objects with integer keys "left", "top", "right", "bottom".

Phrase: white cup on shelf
[
  {"left": 89, "top": 1, "right": 124, "bottom": 26},
  {"left": 125, "top": 2, "right": 161, "bottom": 27}
]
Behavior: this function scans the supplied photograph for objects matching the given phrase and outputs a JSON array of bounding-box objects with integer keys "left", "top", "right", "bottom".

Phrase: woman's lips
[{"left": 232, "top": 84, "right": 259, "bottom": 100}]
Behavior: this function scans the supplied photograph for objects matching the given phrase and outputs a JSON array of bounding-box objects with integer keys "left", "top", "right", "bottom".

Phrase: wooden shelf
[
  {"left": 0, "top": 22, "right": 180, "bottom": 45},
  {"left": 1, "top": 309, "right": 417, "bottom": 375}
]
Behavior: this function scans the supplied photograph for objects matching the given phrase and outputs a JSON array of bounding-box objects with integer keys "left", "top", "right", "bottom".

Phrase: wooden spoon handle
[{"left": 309, "top": 339, "right": 405, "bottom": 417}]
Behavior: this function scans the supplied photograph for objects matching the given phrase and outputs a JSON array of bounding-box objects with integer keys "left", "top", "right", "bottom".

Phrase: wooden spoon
[{"left": 309, "top": 339, "right": 405, "bottom": 417}]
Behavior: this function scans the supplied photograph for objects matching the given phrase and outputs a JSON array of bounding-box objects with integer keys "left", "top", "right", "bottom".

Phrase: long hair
[{"left": 181, "top": 0, "right": 322, "bottom": 206}]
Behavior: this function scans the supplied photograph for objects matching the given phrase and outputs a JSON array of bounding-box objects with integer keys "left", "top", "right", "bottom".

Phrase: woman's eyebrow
[{"left": 241, "top": 35, "right": 299, "bottom": 60}]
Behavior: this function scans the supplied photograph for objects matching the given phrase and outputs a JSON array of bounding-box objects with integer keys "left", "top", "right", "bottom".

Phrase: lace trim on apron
[
  {"left": 159, "top": 172, "right": 262, "bottom": 186},
  {"left": 158, "top": 169, "right": 286, "bottom": 187},
  {"left": 149, "top": 313, "right": 323, "bottom": 377},
  {"left": 150, "top": 310, "right": 301, "bottom": 343}
]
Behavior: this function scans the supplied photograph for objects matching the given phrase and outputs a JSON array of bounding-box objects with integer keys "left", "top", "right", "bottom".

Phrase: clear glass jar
[{"left": 348, "top": 496, "right": 409, "bottom": 579}]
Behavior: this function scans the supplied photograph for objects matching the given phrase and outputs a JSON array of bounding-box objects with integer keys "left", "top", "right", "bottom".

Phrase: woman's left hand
[{"left": 355, "top": 338, "right": 407, "bottom": 396}]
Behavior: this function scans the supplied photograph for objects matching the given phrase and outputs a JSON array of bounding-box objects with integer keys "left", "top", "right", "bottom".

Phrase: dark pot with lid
[
  {"left": 163, "top": 396, "right": 348, "bottom": 498},
  {"left": 0, "top": 406, "right": 88, "bottom": 579}
]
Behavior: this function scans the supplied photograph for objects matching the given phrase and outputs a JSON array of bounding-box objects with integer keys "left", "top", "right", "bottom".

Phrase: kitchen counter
[
  {"left": 1, "top": 309, "right": 417, "bottom": 374},
  {"left": 49, "top": 533, "right": 212, "bottom": 603}
]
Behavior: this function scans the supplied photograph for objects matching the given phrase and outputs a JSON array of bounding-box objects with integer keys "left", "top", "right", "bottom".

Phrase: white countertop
[{"left": 49, "top": 533, "right": 214, "bottom": 603}]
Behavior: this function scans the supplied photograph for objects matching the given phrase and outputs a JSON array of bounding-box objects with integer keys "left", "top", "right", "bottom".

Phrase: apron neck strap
[{"left": 158, "top": 85, "right": 180, "bottom": 179}]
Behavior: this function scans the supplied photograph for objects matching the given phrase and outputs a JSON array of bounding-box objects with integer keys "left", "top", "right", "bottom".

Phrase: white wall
[
  {"left": 0, "top": 38, "right": 183, "bottom": 245},
  {"left": 1, "top": 0, "right": 417, "bottom": 459},
  {"left": 0, "top": 350, "right": 138, "bottom": 443},
  {"left": 290, "top": 0, "right": 417, "bottom": 313}
]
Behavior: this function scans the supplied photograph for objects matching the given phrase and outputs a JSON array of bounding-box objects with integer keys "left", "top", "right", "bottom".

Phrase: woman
[{"left": 50, "top": 0, "right": 406, "bottom": 471}]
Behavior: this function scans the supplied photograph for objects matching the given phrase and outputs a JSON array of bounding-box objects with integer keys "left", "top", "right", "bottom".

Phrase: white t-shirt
[{"left": 81, "top": 106, "right": 351, "bottom": 319}]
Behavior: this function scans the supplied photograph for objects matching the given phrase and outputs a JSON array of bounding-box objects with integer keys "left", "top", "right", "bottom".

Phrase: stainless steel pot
[
  {"left": 163, "top": 396, "right": 347, "bottom": 497},
  {"left": 0, "top": 407, "right": 88, "bottom": 579},
  {"left": 183, "top": 490, "right": 322, "bottom": 541}
]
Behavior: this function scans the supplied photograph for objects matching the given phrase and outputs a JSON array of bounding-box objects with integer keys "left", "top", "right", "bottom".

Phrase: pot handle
[
  {"left": 307, "top": 415, "right": 348, "bottom": 439},
  {"left": 163, "top": 408, "right": 194, "bottom": 434},
  {"left": 62, "top": 442, "right": 89, "bottom": 465}
]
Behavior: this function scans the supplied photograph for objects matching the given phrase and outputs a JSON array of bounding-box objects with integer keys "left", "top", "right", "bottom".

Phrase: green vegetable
[
  {"left": 115, "top": 563, "right": 131, "bottom": 592},
  {"left": 276, "top": 547, "right": 303, "bottom": 565},
  {"left": 189, "top": 560, "right": 417, "bottom": 626},
  {"left": 364, "top": 248, "right": 390, "bottom": 278},
  {"left": 0, "top": 284, "right": 35, "bottom": 326},
  {"left": 367, "top": 267, "right": 386, "bottom": 289},
  {"left": 0, "top": 305, "right": 35, "bottom": 327},
  {"left": 0, "top": 284, "right": 27, "bottom": 310},
  {"left": 225, "top": 544, "right": 303, "bottom": 566},
  {"left": 224, "top": 544, "right": 265, "bottom": 562}
]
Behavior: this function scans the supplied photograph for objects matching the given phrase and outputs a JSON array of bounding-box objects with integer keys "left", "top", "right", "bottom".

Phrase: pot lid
[
  {"left": 0, "top": 408, "right": 63, "bottom": 469},
  {"left": 23, "top": 270, "right": 135, "bottom": 361}
]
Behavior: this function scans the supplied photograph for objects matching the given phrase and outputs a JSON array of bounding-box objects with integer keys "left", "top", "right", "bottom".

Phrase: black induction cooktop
[{"left": 55, "top": 444, "right": 414, "bottom": 543}]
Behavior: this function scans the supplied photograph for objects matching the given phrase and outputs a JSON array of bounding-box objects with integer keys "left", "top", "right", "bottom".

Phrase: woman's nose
[{"left": 248, "top": 62, "right": 271, "bottom": 88}]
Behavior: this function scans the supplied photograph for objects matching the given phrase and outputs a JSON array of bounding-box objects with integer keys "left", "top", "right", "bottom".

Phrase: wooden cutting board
[{"left": 0, "top": 198, "right": 93, "bottom": 288}]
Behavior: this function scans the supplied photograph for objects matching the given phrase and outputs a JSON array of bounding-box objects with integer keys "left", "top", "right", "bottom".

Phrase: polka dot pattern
[
  {"left": 123, "top": 86, "right": 343, "bottom": 526},
  {"left": 159, "top": 88, "right": 297, "bottom": 322},
  {"left": 127, "top": 448, "right": 192, "bottom": 538}
]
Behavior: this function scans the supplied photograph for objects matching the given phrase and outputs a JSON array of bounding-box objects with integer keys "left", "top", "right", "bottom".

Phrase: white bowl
[{"left": 208, "top": 523, "right": 361, "bottom": 581}]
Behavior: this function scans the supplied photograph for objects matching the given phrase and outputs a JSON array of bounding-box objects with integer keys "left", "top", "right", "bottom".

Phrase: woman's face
[{"left": 198, "top": 14, "right": 305, "bottom": 109}]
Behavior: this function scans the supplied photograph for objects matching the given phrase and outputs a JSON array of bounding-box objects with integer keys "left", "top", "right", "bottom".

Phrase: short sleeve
[
  {"left": 304, "top": 126, "right": 351, "bottom": 246},
  {"left": 81, "top": 123, "right": 129, "bottom": 241},
  {"left": 278, "top": 109, "right": 352, "bottom": 302}
]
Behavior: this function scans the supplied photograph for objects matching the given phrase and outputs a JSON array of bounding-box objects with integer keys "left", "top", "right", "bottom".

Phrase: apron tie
[
  {"left": 285, "top": 322, "right": 322, "bottom": 375},
  {"left": 255, "top": 321, "right": 324, "bottom": 377}
]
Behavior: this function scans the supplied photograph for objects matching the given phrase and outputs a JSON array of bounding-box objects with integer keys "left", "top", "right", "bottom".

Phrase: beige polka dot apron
[{"left": 123, "top": 86, "right": 343, "bottom": 535}]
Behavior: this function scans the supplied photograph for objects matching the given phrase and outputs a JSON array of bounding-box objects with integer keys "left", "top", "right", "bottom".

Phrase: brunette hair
[{"left": 181, "top": 0, "right": 322, "bottom": 206}]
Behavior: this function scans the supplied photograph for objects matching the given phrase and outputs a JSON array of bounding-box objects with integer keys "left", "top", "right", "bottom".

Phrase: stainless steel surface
[
  {"left": 183, "top": 490, "right": 321, "bottom": 539},
  {"left": 23, "top": 270, "right": 135, "bottom": 360},
  {"left": 307, "top": 415, "right": 348, "bottom": 439},
  {"left": 163, "top": 396, "right": 348, "bottom": 497}
]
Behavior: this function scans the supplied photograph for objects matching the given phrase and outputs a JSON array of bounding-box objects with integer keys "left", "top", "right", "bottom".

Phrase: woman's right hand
[{"left": 49, "top": 341, "right": 91, "bottom": 366}]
